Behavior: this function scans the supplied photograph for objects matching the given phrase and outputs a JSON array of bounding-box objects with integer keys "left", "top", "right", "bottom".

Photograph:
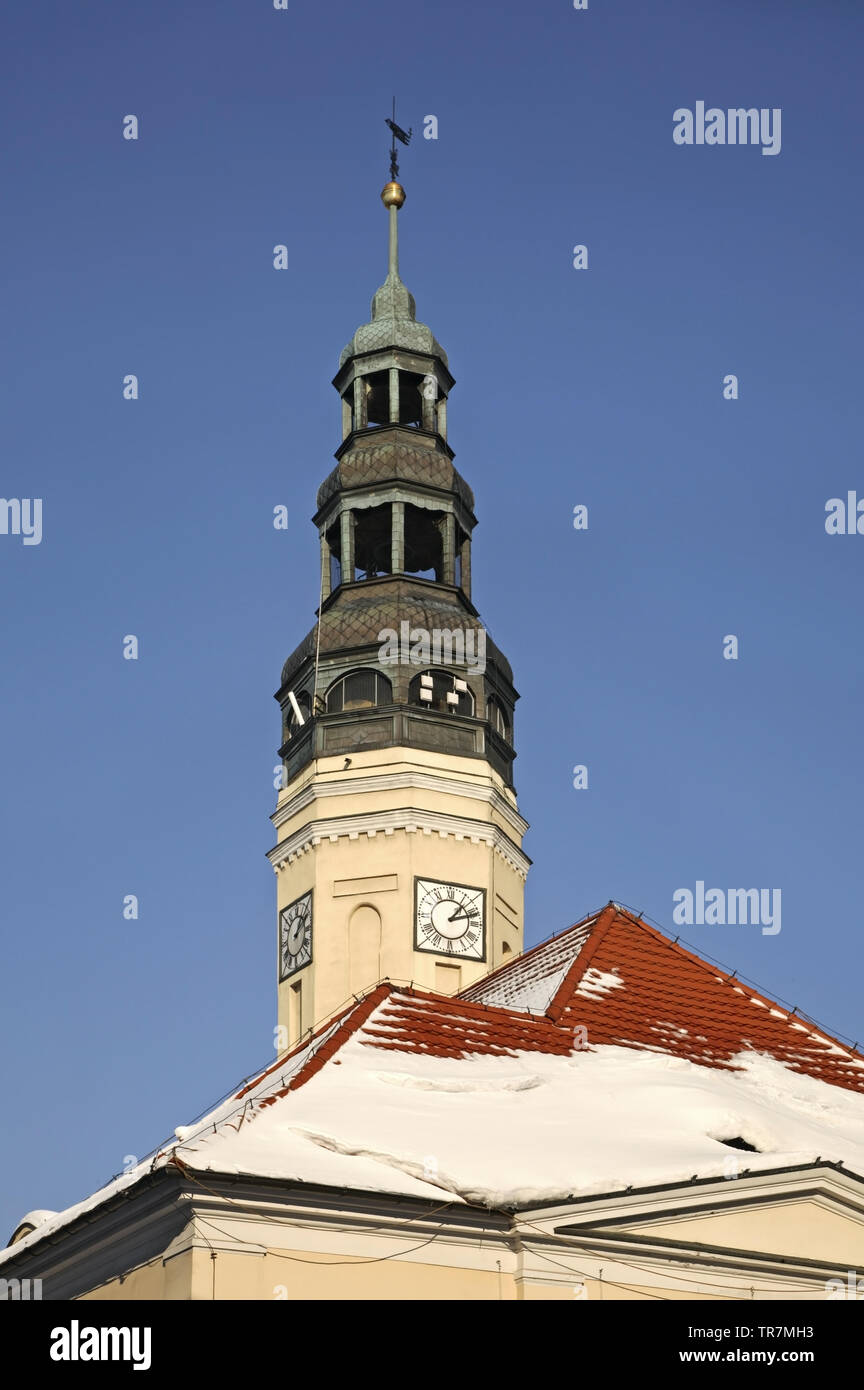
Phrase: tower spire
[
  {"left": 271, "top": 137, "right": 527, "bottom": 1043},
  {"left": 388, "top": 198, "right": 399, "bottom": 279},
  {"left": 382, "top": 97, "right": 409, "bottom": 277}
]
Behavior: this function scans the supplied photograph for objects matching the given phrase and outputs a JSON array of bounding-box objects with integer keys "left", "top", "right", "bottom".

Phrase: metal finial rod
[{"left": 388, "top": 203, "right": 399, "bottom": 278}]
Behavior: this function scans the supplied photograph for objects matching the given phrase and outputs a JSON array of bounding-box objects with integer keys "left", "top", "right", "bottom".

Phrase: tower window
[
  {"left": 289, "top": 980, "right": 303, "bottom": 1046},
  {"left": 434, "top": 962, "right": 461, "bottom": 995},
  {"left": 409, "top": 670, "right": 474, "bottom": 716},
  {"left": 353, "top": 504, "right": 392, "bottom": 579},
  {"left": 325, "top": 521, "right": 343, "bottom": 586},
  {"left": 397, "top": 371, "right": 425, "bottom": 428},
  {"left": 326, "top": 669, "right": 393, "bottom": 714},
  {"left": 284, "top": 691, "right": 312, "bottom": 740},
  {"left": 364, "top": 370, "right": 390, "bottom": 427},
  {"left": 404, "top": 504, "right": 443, "bottom": 580},
  {"left": 486, "top": 695, "right": 511, "bottom": 743}
]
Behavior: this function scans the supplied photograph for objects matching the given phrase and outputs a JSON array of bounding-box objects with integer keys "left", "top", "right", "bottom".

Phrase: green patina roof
[
  {"left": 339, "top": 206, "right": 448, "bottom": 369},
  {"left": 317, "top": 437, "right": 474, "bottom": 512},
  {"left": 279, "top": 580, "right": 513, "bottom": 692}
]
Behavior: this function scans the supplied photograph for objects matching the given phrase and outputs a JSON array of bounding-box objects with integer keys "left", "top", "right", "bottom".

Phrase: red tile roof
[
  {"left": 360, "top": 990, "right": 576, "bottom": 1059},
  {"left": 465, "top": 904, "right": 864, "bottom": 1094},
  {"left": 233, "top": 905, "right": 864, "bottom": 1102}
]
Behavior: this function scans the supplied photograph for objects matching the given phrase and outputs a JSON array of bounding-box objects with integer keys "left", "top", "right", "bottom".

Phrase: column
[
  {"left": 320, "top": 532, "right": 332, "bottom": 600},
  {"left": 391, "top": 500, "right": 405, "bottom": 574},
  {"left": 442, "top": 512, "right": 456, "bottom": 586},
  {"left": 421, "top": 374, "right": 436, "bottom": 432},
  {"left": 341, "top": 397, "right": 352, "bottom": 440},
  {"left": 389, "top": 367, "right": 400, "bottom": 423},
  {"left": 460, "top": 534, "right": 471, "bottom": 599},
  {"left": 353, "top": 375, "right": 366, "bottom": 431},
  {"left": 340, "top": 509, "right": 355, "bottom": 585}
]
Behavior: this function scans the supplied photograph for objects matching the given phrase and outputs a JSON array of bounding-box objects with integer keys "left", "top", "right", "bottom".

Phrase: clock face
[
  {"left": 279, "top": 891, "right": 313, "bottom": 981},
  {"left": 414, "top": 879, "right": 486, "bottom": 961}
]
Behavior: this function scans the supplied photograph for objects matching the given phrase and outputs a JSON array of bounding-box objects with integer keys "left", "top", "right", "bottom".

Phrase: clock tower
[{"left": 269, "top": 174, "right": 529, "bottom": 1047}]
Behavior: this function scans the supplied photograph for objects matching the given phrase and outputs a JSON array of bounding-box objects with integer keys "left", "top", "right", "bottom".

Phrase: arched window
[
  {"left": 487, "top": 696, "right": 511, "bottom": 743},
  {"left": 284, "top": 690, "right": 312, "bottom": 740},
  {"left": 326, "top": 669, "right": 393, "bottom": 714},
  {"left": 409, "top": 670, "right": 474, "bottom": 716}
]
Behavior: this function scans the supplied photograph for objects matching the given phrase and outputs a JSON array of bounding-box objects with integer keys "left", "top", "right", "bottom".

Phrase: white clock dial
[
  {"left": 414, "top": 879, "right": 486, "bottom": 961},
  {"left": 279, "top": 891, "right": 313, "bottom": 981}
]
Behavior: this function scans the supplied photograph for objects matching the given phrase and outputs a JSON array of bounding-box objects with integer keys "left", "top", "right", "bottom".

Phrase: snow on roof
[
  {"left": 574, "top": 966, "right": 624, "bottom": 999},
  {"left": 197, "top": 1041, "right": 864, "bottom": 1208},
  {"left": 461, "top": 916, "right": 596, "bottom": 1012},
  {"left": 5, "top": 905, "right": 864, "bottom": 1261}
]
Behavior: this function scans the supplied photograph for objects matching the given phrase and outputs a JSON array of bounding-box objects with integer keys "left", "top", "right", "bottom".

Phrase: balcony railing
[{"left": 278, "top": 705, "right": 515, "bottom": 787}]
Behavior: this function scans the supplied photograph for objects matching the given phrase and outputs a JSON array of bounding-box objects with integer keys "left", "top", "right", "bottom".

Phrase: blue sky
[{"left": 2, "top": 0, "right": 862, "bottom": 1239}]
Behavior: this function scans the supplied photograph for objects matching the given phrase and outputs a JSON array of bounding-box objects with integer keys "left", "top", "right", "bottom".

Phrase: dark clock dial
[{"left": 279, "top": 891, "right": 313, "bottom": 981}]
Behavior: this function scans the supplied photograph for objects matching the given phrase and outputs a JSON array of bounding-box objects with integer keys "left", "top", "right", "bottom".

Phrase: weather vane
[{"left": 385, "top": 97, "right": 412, "bottom": 182}]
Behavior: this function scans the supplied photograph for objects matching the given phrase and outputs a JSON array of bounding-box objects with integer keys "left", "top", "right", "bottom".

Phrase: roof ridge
[
  {"left": 595, "top": 906, "right": 864, "bottom": 1065},
  {"left": 545, "top": 903, "right": 619, "bottom": 1022},
  {"left": 237, "top": 984, "right": 400, "bottom": 1100},
  {"left": 257, "top": 984, "right": 395, "bottom": 1108},
  {"left": 370, "top": 982, "right": 580, "bottom": 1028},
  {"left": 457, "top": 909, "right": 601, "bottom": 1000}
]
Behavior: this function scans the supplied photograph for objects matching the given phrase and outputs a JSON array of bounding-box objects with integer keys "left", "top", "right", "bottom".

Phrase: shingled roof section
[
  {"left": 316, "top": 438, "right": 474, "bottom": 512},
  {"left": 278, "top": 577, "right": 515, "bottom": 691},
  {"left": 462, "top": 904, "right": 864, "bottom": 1095},
  {"left": 358, "top": 989, "right": 577, "bottom": 1060}
]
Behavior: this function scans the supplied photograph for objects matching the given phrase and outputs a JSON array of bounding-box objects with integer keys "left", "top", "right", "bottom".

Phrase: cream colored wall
[
  {"left": 275, "top": 747, "right": 524, "bottom": 840},
  {"left": 76, "top": 1250, "right": 513, "bottom": 1302},
  {"left": 65, "top": 1169, "right": 864, "bottom": 1302},
  {"left": 72, "top": 1197, "right": 857, "bottom": 1301},
  {"left": 200, "top": 1247, "right": 513, "bottom": 1301},
  {"left": 77, "top": 1250, "right": 194, "bottom": 1301},
  {"left": 628, "top": 1197, "right": 864, "bottom": 1267},
  {"left": 273, "top": 746, "right": 528, "bottom": 1040}
]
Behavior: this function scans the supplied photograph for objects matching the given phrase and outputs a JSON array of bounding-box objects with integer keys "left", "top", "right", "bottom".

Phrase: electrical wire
[{"left": 513, "top": 1214, "right": 829, "bottom": 1298}]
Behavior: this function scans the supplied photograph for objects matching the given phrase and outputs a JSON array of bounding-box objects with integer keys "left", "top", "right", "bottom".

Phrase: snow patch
[
  {"left": 575, "top": 968, "right": 624, "bottom": 999},
  {"left": 374, "top": 1070, "right": 544, "bottom": 1094}
]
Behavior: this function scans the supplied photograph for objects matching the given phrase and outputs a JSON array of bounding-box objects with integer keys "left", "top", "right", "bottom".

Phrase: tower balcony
[{"left": 278, "top": 705, "right": 516, "bottom": 789}]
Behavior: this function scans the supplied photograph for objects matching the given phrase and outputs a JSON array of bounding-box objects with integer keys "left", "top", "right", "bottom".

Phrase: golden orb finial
[{"left": 381, "top": 180, "right": 406, "bottom": 209}]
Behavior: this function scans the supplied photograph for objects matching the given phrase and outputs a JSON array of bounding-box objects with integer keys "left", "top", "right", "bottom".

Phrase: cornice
[
  {"left": 272, "top": 767, "right": 529, "bottom": 839},
  {"left": 267, "top": 805, "right": 531, "bottom": 880}
]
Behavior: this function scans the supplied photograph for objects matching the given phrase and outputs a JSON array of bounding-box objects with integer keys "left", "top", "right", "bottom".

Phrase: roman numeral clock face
[
  {"left": 279, "top": 891, "right": 312, "bottom": 981},
  {"left": 414, "top": 879, "right": 486, "bottom": 961}
]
